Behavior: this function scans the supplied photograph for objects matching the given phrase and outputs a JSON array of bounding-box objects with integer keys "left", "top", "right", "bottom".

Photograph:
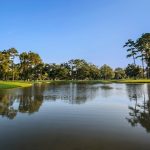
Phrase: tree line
[{"left": 0, "top": 33, "right": 149, "bottom": 81}]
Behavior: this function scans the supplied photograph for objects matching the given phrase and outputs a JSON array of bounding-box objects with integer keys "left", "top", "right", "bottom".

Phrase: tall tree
[
  {"left": 8, "top": 48, "right": 18, "bottom": 80},
  {"left": 0, "top": 50, "right": 11, "bottom": 80},
  {"left": 124, "top": 39, "right": 137, "bottom": 65},
  {"left": 19, "top": 51, "right": 42, "bottom": 80},
  {"left": 136, "top": 33, "right": 150, "bottom": 78},
  {"left": 19, "top": 52, "right": 29, "bottom": 80}
]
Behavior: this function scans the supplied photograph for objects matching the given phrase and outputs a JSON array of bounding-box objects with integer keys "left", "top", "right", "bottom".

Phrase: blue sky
[{"left": 0, "top": 0, "right": 150, "bottom": 68}]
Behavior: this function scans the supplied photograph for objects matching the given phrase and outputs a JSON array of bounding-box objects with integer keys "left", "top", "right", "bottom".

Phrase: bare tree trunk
[
  {"left": 141, "top": 56, "right": 145, "bottom": 78},
  {"left": 133, "top": 55, "right": 136, "bottom": 79}
]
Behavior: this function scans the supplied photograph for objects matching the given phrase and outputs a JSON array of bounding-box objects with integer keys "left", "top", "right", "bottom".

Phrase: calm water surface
[{"left": 0, "top": 83, "right": 150, "bottom": 150}]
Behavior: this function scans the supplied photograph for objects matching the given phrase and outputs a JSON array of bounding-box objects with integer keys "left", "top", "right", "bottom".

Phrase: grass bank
[
  {"left": 0, "top": 81, "right": 32, "bottom": 89},
  {"left": 112, "top": 79, "right": 150, "bottom": 83},
  {"left": 45, "top": 79, "right": 150, "bottom": 84}
]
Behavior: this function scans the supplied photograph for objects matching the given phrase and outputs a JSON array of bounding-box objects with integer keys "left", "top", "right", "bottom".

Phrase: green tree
[
  {"left": 100, "top": 64, "right": 114, "bottom": 80},
  {"left": 136, "top": 33, "right": 150, "bottom": 78},
  {"left": 19, "top": 52, "right": 29, "bottom": 80},
  {"left": 88, "top": 64, "right": 100, "bottom": 80},
  {"left": 125, "top": 64, "right": 143, "bottom": 79},
  {"left": 0, "top": 50, "right": 11, "bottom": 80},
  {"left": 114, "top": 67, "right": 126, "bottom": 79},
  {"left": 68, "top": 59, "right": 86, "bottom": 80},
  {"left": 19, "top": 51, "right": 42, "bottom": 80},
  {"left": 46, "top": 63, "right": 60, "bottom": 80},
  {"left": 67, "top": 59, "right": 100, "bottom": 80},
  {"left": 124, "top": 39, "right": 137, "bottom": 65},
  {"left": 124, "top": 33, "right": 150, "bottom": 78}
]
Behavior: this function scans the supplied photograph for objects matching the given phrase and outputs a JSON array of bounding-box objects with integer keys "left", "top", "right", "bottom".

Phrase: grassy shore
[
  {"left": 1, "top": 79, "right": 150, "bottom": 89},
  {"left": 48, "top": 79, "right": 150, "bottom": 84},
  {"left": 112, "top": 79, "right": 150, "bottom": 83},
  {"left": 36, "top": 79, "right": 150, "bottom": 85},
  {"left": 0, "top": 81, "right": 32, "bottom": 89}
]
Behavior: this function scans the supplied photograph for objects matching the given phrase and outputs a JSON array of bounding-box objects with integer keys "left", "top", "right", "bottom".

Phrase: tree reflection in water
[
  {"left": 0, "top": 83, "right": 100, "bottom": 119},
  {"left": 126, "top": 84, "right": 150, "bottom": 133},
  {"left": 0, "top": 94, "right": 18, "bottom": 119}
]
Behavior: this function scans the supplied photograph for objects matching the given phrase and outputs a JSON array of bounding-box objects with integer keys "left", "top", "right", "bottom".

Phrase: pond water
[{"left": 0, "top": 83, "right": 150, "bottom": 150}]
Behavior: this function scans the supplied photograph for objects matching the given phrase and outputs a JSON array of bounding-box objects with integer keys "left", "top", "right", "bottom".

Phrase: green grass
[
  {"left": 112, "top": 79, "right": 150, "bottom": 83},
  {"left": 0, "top": 81, "right": 32, "bottom": 89},
  {"left": 47, "top": 79, "right": 150, "bottom": 84}
]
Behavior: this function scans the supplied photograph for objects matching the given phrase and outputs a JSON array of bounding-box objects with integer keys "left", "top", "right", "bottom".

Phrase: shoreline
[{"left": 1, "top": 79, "right": 150, "bottom": 89}]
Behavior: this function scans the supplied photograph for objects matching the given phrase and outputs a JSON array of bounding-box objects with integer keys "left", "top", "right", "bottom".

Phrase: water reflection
[
  {"left": 126, "top": 84, "right": 150, "bottom": 133},
  {"left": 1, "top": 83, "right": 150, "bottom": 150},
  {"left": 0, "top": 83, "right": 100, "bottom": 119},
  {"left": 1, "top": 82, "right": 150, "bottom": 135},
  {"left": 0, "top": 94, "right": 17, "bottom": 119},
  {"left": 46, "top": 83, "right": 101, "bottom": 103}
]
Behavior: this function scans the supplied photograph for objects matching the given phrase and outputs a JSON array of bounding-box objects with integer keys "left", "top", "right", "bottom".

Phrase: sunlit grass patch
[
  {"left": 0, "top": 81, "right": 32, "bottom": 89},
  {"left": 113, "top": 79, "right": 150, "bottom": 83}
]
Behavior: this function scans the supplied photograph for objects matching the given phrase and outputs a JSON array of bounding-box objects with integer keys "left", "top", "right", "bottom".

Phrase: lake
[{"left": 0, "top": 83, "right": 150, "bottom": 150}]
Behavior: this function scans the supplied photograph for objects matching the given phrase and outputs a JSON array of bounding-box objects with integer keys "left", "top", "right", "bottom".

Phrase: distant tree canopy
[
  {"left": 0, "top": 49, "right": 103, "bottom": 81},
  {"left": 0, "top": 49, "right": 112, "bottom": 81},
  {"left": 0, "top": 33, "right": 149, "bottom": 81}
]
